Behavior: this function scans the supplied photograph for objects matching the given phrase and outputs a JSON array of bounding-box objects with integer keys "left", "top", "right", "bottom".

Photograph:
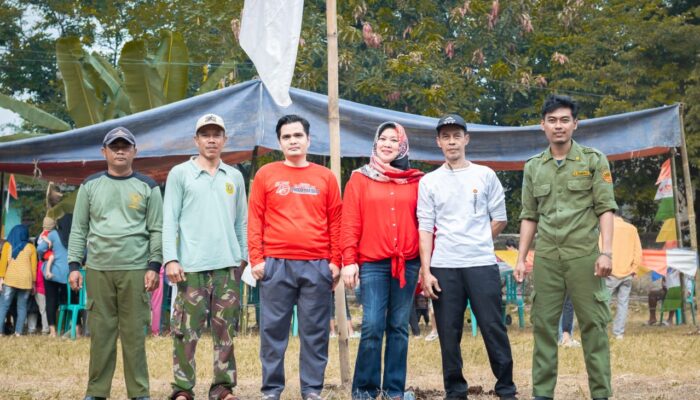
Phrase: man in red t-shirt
[{"left": 248, "top": 114, "right": 342, "bottom": 400}]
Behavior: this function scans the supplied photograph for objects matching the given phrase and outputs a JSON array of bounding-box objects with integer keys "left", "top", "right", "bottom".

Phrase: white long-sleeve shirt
[{"left": 417, "top": 163, "right": 507, "bottom": 268}]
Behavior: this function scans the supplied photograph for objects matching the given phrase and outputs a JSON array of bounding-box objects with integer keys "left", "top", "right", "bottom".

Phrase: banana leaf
[
  {"left": 0, "top": 93, "right": 71, "bottom": 131},
  {"left": 0, "top": 132, "right": 49, "bottom": 143},
  {"left": 56, "top": 37, "right": 104, "bottom": 127},
  {"left": 155, "top": 31, "right": 189, "bottom": 104},
  {"left": 119, "top": 40, "right": 165, "bottom": 112},
  {"left": 197, "top": 60, "right": 237, "bottom": 94},
  {"left": 84, "top": 52, "right": 131, "bottom": 118}
]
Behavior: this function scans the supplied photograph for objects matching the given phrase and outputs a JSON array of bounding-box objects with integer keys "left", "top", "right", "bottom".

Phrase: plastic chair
[
  {"left": 57, "top": 269, "right": 86, "bottom": 340},
  {"left": 467, "top": 300, "right": 478, "bottom": 337},
  {"left": 660, "top": 286, "right": 683, "bottom": 325},
  {"left": 687, "top": 280, "right": 697, "bottom": 326},
  {"left": 291, "top": 305, "right": 299, "bottom": 337},
  {"left": 501, "top": 271, "right": 525, "bottom": 328}
]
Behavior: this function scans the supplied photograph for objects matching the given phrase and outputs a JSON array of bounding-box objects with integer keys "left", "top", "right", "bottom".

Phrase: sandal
[
  {"left": 171, "top": 391, "right": 194, "bottom": 400},
  {"left": 217, "top": 388, "right": 239, "bottom": 400}
]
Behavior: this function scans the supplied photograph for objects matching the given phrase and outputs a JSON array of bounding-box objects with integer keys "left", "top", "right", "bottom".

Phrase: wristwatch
[{"left": 600, "top": 252, "right": 613, "bottom": 260}]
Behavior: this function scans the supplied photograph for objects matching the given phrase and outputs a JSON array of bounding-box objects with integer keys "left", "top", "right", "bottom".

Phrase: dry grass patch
[{"left": 0, "top": 308, "right": 698, "bottom": 399}]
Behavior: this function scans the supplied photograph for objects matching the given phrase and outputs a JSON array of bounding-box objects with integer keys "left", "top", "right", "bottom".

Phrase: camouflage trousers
[{"left": 171, "top": 267, "right": 241, "bottom": 399}]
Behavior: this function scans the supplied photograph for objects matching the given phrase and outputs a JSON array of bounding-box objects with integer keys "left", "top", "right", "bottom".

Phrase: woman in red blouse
[{"left": 341, "top": 122, "right": 424, "bottom": 399}]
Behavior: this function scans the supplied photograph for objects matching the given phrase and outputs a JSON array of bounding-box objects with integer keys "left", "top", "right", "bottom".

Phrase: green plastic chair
[
  {"left": 687, "top": 280, "right": 697, "bottom": 326},
  {"left": 291, "top": 305, "right": 299, "bottom": 337},
  {"left": 57, "top": 269, "right": 86, "bottom": 340},
  {"left": 467, "top": 300, "right": 478, "bottom": 337},
  {"left": 660, "top": 286, "right": 683, "bottom": 325},
  {"left": 502, "top": 272, "right": 526, "bottom": 329}
]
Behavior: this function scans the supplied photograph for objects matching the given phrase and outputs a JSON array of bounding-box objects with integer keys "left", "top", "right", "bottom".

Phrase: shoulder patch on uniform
[
  {"left": 132, "top": 172, "right": 158, "bottom": 189},
  {"left": 82, "top": 171, "right": 107, "bottom": 185},
  {"left": 602, "top": 170, "right": 613, "bottom": 183},
  {"left": 526, "top": 151, "right": 545, "bottom": 163},
  {"left": 582, "top": 146, "right": 602, "bottom": 155}
]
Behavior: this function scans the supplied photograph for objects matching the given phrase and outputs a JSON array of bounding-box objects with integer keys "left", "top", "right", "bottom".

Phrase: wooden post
[
  {"left": 326, "top": 0, "right": 351, "bottom": 386},
  {"left": 241, "top": 146, "right": 260, "bottom": 335},
  {"left": 0, "top": 172, "right": 4, "bottom": 238},
  {"left": 670, "top": 149, "right": 684, "bottom": 247},
  {"left": 678, "top": 105, "right": 698, "bottom": 251},
  {"left": 670, "top": 149, "right": 687, "bottom": 320},
  {"left": 678, "top": 104, "right": 699, "bottom": 327}
]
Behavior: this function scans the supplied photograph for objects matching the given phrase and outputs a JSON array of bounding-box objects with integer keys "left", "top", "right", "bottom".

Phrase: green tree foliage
[{"left": 0, "top": 0, "right": 698, "bottom": 234}]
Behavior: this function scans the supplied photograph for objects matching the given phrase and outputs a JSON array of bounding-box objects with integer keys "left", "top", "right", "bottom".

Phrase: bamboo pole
[
  {"left": 678, "top": 105, "right": 698, "bottom": 251},
  {"left": 670, "top": 149, "right": 684, "bottom": 247},
  {"left": 241, "top": 146, "right": 259, "bottom": 335},
  {"left": 0, "top": 172, "right": 5, "bottom": 238},
  {"left": 678, "top": 104, "right": 698, "bottom": 327},
  {"left": 670, "top": 149, "right": 687, "bottom": 320},
  {"left": 326, "top": 0, "right": 351, "bottom": 386}
]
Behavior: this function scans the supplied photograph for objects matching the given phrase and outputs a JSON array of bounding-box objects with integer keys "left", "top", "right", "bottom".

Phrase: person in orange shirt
[
  {"left": 248, "top": 114, "right": 342, "bottom": 400},
  {"left": 0, "top": 224, "right": 38, "bottom": 336},
  {"left": 601, "top": 215, "right": 642, "bottom": 339},
  {"left": 340, "top": 122, "right": 424, "bottom": 399}
]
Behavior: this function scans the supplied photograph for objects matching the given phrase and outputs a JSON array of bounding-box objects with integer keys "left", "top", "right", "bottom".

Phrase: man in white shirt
[{"left": 418, "top": 114, "right": 517, "bottom": 400}]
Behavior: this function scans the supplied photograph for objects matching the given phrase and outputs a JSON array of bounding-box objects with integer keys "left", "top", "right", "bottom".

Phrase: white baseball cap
[{"left": 195, "top": 113, "right": 226, "bottom": 134}]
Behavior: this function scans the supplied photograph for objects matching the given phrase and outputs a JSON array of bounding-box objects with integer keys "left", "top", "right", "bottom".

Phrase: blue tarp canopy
[{"left": 0, "top": 80, "right": 682, "bottom": 183}]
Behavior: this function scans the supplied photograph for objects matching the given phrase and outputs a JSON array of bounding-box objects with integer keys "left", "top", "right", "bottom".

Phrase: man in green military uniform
[
  {"left": 515, "top": 95, "right": 617, "bottom": 400},
  {"left": 68, "top": 127, "right": 163, "bottom": 400}
]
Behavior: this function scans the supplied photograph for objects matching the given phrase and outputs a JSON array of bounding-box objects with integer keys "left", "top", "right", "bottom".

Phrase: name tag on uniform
[{"left": 572, "top": 170, "right": 591, "bottom": 177}]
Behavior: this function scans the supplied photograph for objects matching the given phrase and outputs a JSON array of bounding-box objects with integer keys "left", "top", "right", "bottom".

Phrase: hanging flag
[
  {"left": 641, "top": 248, "right": 698, "bottom": 277},
  {"left": 656, "top": 218, "right": 677, "bottom": 242},
  {"left": 656, "top": 159, "right": 671, "bottom": 185},
  {"left": 239, "top": 0, "right": 304, "bottom": 107},
  {"left": 654, "top": 197, "right": 675, "bottom": 221},
  {"left": 4, "top": 173, "right": 17, "bottom": 215},
  {"left": 8, "top": 174, "right": 17, "bottom": 199},
  {"left": 654, "top": 177, "right": 673, "bottom": 200}
]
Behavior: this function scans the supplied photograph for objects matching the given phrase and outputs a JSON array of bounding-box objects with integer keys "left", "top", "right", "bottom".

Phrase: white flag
[
  {"left": 654, "top": 177, "right": 673, "bottom": 200},
  {"left": 239, "top": 0, "right": 304, "bottom": 107}
]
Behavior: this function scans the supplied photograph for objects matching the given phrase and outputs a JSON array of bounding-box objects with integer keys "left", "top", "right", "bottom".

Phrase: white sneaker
[
  {"left": 560, "top": 338, "right": 581, "bottom": 348},
  {"left": 614, "top": 334, "right": 624, "bottom": 340},
  {"left": 424, "top": 332, "right": 438, "bottom": 341}
]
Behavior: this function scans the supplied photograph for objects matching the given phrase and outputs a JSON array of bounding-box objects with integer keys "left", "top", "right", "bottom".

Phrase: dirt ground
[{"left": 0, "top": 305, "right": 699, "bottom": 399}]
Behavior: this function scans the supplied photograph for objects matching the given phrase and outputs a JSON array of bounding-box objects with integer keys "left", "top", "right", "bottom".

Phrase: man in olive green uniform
[
  {"left": 515, "top": 95, "right": 617, "bottom": 400},
  {"left": 68, "top": 127, "right": 163, "bottom": 400}
]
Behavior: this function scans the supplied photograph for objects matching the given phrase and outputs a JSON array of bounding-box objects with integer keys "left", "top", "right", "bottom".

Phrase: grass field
[{"left": 0, "top": 304, "right": 699, "bottom": 399}]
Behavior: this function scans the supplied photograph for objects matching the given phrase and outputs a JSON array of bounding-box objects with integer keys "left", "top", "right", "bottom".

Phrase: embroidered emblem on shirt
[
  {"left": 128, "top": 193, "right": 143, "bottom": 209},
  {"left": 275, "top": 181, "right": 291, "bottom": 196},
  {"left": 602, "top": 170, "right": 613, "bottom": 183},
  {"left": 573, "top": 170, "right": 591, "bottom": 177},
  {"left": 225, "top": 182, "right": 234, "bottom": 195}
]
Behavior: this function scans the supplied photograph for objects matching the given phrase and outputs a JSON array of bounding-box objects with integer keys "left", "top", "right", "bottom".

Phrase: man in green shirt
[
  {"left": 68, "top": 127, "right": 163, "bottom": 400},
  {"left": 515, "top": 95, "right": 617, "bottom": 400},
  {"left": 162, "top": 113, "right": 247, "bottom": 400}
]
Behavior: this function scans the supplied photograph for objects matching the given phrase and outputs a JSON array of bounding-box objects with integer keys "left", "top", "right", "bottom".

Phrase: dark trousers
[
  {"left": 259, "top": 258, "right": 332, "bottom": 399},
  {"left": 431, "top": 265, "right": 516, "bottom": 399},
  {"left": 409, "top": 306, "right": 429, "bottom": 336},
  {"left": 44, "top": 279, "right": 68, "bottom": 327}
]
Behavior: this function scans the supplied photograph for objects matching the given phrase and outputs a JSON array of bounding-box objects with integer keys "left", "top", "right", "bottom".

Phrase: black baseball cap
[
  {"left": 103, "top": 127, "right": 136, "bottom": 146},
  {"left": 436, "top": 114, "right": 468, "bottom": 133}
]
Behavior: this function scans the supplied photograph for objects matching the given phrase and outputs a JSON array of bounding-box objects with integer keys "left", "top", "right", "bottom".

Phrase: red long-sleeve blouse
[{"left": 341, "top": 172, "right": 420, "bottom": 286}]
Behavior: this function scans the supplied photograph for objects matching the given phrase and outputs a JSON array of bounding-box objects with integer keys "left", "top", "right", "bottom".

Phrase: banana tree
[{"left": 1, "top": 30, "right": 237, "bottom": 137}]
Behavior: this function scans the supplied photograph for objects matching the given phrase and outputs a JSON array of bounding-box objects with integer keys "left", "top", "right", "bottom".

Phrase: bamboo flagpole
[
  {"left": 677, "top": 104, "right": 699, "bottom": 327},
  {"left": 326, "top": 0, "right": 351, "bottom": 385},
  {"left": 670, "top": 149, "right": 684, "bottom": 247}
]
